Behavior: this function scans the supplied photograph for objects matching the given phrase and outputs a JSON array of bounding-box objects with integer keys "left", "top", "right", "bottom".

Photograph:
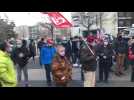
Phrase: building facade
[
  {"left": 71, "top": 12, "right": 118, "bottom": 36},
  {"left": 14, "top": 25, "right": 30, "bottom": 40},
  {"left": 71, "top": 12, "right": 134, "bottom": 37},
  {"left": 118, "top": 12, "right": 134, "bottom": 33}
]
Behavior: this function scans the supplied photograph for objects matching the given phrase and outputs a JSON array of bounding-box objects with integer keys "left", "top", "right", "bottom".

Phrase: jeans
[
  {"left": 44, "top": 64, "right": 52, "bottom": 83},
  {"left": 32, "top": 55, "right": 35, "bottom": 64},
  {"left": 17, "top": 65, "right": 28, "bottom": 84}
]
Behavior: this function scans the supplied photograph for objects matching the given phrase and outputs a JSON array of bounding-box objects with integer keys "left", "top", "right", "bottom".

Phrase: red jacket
[{"left": 128, "top": 47, "right": 134, "bottom": 61}]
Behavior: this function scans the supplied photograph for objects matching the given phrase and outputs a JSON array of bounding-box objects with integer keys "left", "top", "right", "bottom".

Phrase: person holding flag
[{"left": 80, "top": 37, "right": 97, "bottom": 87}]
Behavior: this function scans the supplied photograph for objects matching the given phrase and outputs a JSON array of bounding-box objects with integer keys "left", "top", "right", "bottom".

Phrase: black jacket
[
  {"left": 96, "top": 44, "right": 114, "bottom": 66},
  {"left": 12, "top": 46, "right": 30, "bottom": 67},
  {"left": 37, "top": 41, "right": 45, "bottom": 51},
  {"left": 114, "top": 39, "right": 128, "bottom": 54},
  {"left": 72, "top": 40, "right": 79, "bottom": 53},
  {"left": 80, "top": 44, "right": 97, "bottom": 71},
  {"left": 29, "top": 42, "right": 36, "bottom": 56}
]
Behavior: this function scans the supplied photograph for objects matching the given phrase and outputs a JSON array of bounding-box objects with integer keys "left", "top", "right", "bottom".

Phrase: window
[
  {"left": 125, "top": 20, "right": 131, "bottom": 26},
  {"left": 118, "top": 20, "right": 124, "bottom": 27},
  {"left": 125, "top": 12, "right": 132, "bottom": 17}
]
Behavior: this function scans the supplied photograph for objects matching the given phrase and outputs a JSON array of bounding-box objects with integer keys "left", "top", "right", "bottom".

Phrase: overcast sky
[{"left": 0, "top": 12, "right": 72, "bottom": 26}]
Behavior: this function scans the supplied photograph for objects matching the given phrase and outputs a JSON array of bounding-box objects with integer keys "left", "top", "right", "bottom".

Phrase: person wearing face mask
[
  {"left": 96, "top": 39, "right": 114, "bottom": 83},
  {"left": 80, "top": 38, "right": 97, "bottom": 87},
  {"left": 38, "top": 37, "right": 48, "bottom": 67},
  {"left": 6, "top": 41, "right": 13, "bottom": 54},
  {"left": 12, "top": 40, "right": 31, "bottom": 87},
  {"left": 52, "top": 45, "right": 72, "bottom": 87},
  {"left": 0, "top": 41, "right": 17, "bottom": 87},
  {"left": 40, "top": 39, "right": 56, "bottom": 86}
]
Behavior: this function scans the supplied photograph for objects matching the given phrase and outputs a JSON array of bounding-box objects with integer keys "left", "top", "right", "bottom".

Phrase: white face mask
[
  {"left": 104, "top": 41, "right": 108, "bottom": 46},
  {"left": 59, "top": 51, "right": 65, "bottom": 56},
  {"left": 44, "top": 40, "right": 47, "bottom": 43},
  {"left": 6, "top": 47, "right": 12, "bottom": 52},
  {"left": 90, "top": 42, "right": 96, "bottom": 46},
  {"left": 48, "top": 44, "right": 52, "bottom": 47},
  {"left": 16, "top": 45, "right": 22, "bottom": 48}
]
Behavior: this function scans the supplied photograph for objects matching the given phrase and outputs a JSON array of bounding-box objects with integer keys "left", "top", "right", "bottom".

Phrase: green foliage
[{"left": 0, "top": 17, "right": 16, "bottom": 41}]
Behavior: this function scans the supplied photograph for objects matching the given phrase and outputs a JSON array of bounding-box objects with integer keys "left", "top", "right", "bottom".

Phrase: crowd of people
[{"left": 1, "top": 32, "right": 134, "bottom": 87}]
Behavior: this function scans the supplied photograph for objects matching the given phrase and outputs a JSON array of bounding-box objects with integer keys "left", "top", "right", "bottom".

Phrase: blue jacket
[{"left": 40, "top": 46, "right": 56, "bottom": 64}]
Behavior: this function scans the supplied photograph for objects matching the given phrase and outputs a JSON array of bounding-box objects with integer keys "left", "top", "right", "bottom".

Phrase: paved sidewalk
[{"left": 17, "top": 56, "right": 134, "bottom": 87}]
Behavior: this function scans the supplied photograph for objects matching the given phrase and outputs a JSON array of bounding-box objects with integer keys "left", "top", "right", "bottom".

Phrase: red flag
[{"left": 42, "top": 12, "right": 72, "bottom": 28}]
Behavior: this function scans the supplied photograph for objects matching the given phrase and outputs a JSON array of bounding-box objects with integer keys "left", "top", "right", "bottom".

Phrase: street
[
  {"left": 17, "top": 56, "right": 83, "bottom": 87},
  {"left": 1, "top": 12, "right": 134, "bottom": 87},
  {"left": 17, "top": 56, "right": 134, "bottom": 87}
]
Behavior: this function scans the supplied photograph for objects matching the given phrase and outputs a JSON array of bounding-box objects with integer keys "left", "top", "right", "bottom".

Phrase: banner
[{"left": 42, "top": 12, "right": 72, "bottom": 29}]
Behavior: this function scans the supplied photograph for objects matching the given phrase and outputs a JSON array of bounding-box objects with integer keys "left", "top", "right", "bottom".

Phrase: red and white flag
[{"left": 41, "top": 12, "right": 72, "bottom": 29}]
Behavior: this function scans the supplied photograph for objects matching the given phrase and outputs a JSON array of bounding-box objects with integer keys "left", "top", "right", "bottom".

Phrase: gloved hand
[
  {"left": 103, "top": 56, "right": 107, "bottom": 59},
  {"left": 61, "top": 76, "right": 66, "bottom": 80},
  {"left": 112, "top": 56, "right": 115, "bottom": 59},
  {"left": 96, "top": 56, "right": 100, "bottom": 60}
]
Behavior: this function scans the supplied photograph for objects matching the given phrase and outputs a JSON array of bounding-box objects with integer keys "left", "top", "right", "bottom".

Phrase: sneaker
[
  {"left": 24, "top": 81, "right": 31, "bottom": 87},
  {"left": 73, "top": 64, "right": 78, "bottom": 67},
  {"left": 25, "top": 84, "right": 31, "bottom": 87}
]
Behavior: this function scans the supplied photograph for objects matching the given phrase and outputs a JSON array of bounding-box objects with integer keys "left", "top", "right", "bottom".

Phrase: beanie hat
[{"left": 47, "top": 39, "right": 54, "bottom": 44}]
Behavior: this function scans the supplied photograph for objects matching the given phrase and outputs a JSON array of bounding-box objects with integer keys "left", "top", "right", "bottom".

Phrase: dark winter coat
[
  {"left": 29, "top": 42, "right": 36, "bottom": 56},
  {"left": 114, "top": 38, "right": 128, "bottom": 54},
  {"left": 72, "top": 40, "right": 79, "bottom": 53},
  {"left": 37, "top": 41, "right": 46, "bottom": 51},
  {"left": 52, "top": 54, "right": 72, "bottom": 85},
  {"left": 12, "top": 46, "right": 31, "bottom": 67},
  {"left": 96, "top": 44, "right": 114, "bottom": 67},
  {"left": 80, "top": 43, "right": 97, "bottom": 71}
]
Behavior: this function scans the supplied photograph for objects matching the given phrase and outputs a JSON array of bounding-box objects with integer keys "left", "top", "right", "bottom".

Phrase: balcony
[
  {"left": 117, "top": 26, "right": 129, "bottom": 29},
  {"left": 118, "top": 17, "right": 132, "bottom": 20}
]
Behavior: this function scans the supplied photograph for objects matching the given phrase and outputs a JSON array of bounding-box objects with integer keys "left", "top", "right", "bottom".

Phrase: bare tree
[
  {"left": 0, "top": 17, "right": 16, "bottom": 41},
  {"left": 79, "top": 12, "right": 103, "bottom": 33},
  {"left": 38, "top": 22, "right": 54, "bottom": 39}
]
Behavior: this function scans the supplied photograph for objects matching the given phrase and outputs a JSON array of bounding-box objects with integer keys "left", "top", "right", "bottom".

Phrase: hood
[{"left": 0, "top": 50, "right": 9, "bottom": 58}]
